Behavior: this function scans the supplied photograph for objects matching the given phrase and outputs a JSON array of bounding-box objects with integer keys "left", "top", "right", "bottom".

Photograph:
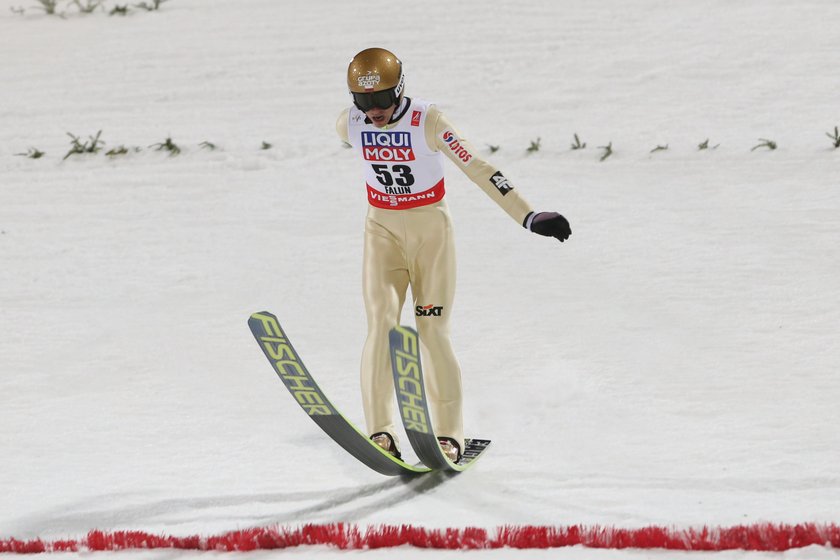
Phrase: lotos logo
[
  {"left": 357, "top": 72, "right": 380, "bottom": 91},
  {"left": 411, "top": 110, "right": 422, "bottom": 127},
  {"left": 441, "top": 130, "right": 473, "bottom": 164},
  {"left": 489, "top": 171, "right": 513, "bottom": 196},
  {"left": 415, "top": 304, "right": 443, "bottom": 317},
  {"left": 361, "top": 131, "right": 415, "bottom": 162}
]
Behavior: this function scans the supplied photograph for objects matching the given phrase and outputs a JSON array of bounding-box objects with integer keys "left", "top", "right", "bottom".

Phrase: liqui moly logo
[
  {"left": 441, "top": 130, "right": 473, "bottom": 164},
  {"left": 361, "top": 131, "right": 415, "bottom": 162}
]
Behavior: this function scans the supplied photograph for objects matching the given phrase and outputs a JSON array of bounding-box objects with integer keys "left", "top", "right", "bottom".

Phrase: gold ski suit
[{"left": 337, "top": 98, "right": 534, "bottom": 453}]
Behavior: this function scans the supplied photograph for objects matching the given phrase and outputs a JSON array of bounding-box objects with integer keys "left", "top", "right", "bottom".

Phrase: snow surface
[{"left": 1, "top": 0, "right": 839, "bottom": 558}]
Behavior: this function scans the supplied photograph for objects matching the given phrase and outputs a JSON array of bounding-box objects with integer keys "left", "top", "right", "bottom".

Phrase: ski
[
  {"left": 248, "top": 311, "right": 430, "bottom": 477},
  {"left": 388, "top": 325, "right": 491, "bottom": 471}
]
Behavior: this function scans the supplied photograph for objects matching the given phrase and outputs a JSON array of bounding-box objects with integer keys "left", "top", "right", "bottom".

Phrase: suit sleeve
[
  {"left": 425, "top": 105, "right": 534, "bottom": 226},
  {"left": 336, "top": 108, "right": 350, "bottom": 145}
]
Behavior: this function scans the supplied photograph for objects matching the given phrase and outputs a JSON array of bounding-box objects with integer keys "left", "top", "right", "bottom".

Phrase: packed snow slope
[{"left": 1, "top": 0, "right": 839, "bottom": 558}]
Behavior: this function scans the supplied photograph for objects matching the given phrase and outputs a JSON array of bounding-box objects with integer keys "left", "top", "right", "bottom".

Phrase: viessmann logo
[
  {"left": 441, "top": 130, "right": 472, "bottom": 164},
  {"left": 361, "top": 131, "right": 415, "bottom": 162}
]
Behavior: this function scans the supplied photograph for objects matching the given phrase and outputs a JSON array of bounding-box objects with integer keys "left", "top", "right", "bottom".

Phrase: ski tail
[{"left": 388, "top": 325, "right": 491, "bottom": 471}]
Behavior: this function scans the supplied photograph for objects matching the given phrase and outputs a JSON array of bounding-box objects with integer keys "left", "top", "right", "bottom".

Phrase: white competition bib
[{"left": 348, "top": 99, "right": 446, "bottom": 210}]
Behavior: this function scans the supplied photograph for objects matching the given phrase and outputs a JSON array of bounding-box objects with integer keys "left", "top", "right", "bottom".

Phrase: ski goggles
[{"left": 352, "top": 88, "right": 399, "bottom": 112}]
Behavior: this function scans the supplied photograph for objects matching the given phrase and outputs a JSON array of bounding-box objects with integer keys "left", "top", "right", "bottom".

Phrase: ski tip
[
  {"left": 249, "top": 310, "right": 275, "bottom": 321},
  {"left": 456, "top": 438, "right": 492, "bottom": 468},
  {"left": 389, "top": 325, "right": 419, "bottom": 348}
]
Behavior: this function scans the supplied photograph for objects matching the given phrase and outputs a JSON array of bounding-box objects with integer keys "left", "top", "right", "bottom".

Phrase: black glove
[{"left": 527, "top": 212, "right": 571, "bottom": 242}]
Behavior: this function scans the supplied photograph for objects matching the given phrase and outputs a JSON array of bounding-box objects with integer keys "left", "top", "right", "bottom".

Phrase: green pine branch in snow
[
  {"left": 526, "top": 137, "right": 541, "bottom": 153},
  {"left": 64, "top": 130, "right": 105, "bottom": 160},
  {"left": 70, "top": 0, "right": 102, "bottom": 13},
  {"left": 261, "top": 141, "right": 273, "bottom": 150},
  {"left": 150, "top": 136, "right": 181, "bottom": 156},
  {"left": 105, "top": 145, "right": 131, "bottom": 157},
  {"left": 487, "top": 144, "right": 500, "bottom": 153},
  {"left": 650, "top": 144, "right": 669, "bottom": 154},
  {"left": 698, "top": 139, "right": 720, "bottom": 150},
  {"left": 15, "top": 147, "right": 46, "bottom": 159},
  {"left": 32, "top": 0, "right": 61, "bottom": 14},
  {"left": 751, "top": 138, "right": 777, "bottom": 151},
  {"left": 570, "top": 133, "right": 586, "bottom": 150},
  {"left": 109, "top": 4, "right": 128, "bottom": 15},
  {"left": 599, "top": 142, "right": 613, "bottom": 161},
  {"left": 826, "top": 126, "right": 840, "bottom": 149},
  {"left": 134, "top": 0, "right": 167, "bottom": 10}
]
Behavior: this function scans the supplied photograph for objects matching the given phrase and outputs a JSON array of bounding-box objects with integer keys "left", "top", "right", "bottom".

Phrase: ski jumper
[{"left": 337, "top": 98, "right": 534, "bottom": 453}]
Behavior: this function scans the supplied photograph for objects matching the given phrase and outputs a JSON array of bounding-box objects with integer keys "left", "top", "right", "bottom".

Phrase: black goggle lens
[{"left": 352, "top": 89, "right": 397, "bottom": 111}]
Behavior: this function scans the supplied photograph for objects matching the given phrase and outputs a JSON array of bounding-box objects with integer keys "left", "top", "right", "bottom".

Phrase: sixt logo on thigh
[
  {"left": 441, "top": 130, "right": 473, "bottom": 164},
  {"left": 415, "top": 304, "right": 443, "bottom": 317},
  {"left": 361, "top": 131, "right": 415, "bottom": 162}
]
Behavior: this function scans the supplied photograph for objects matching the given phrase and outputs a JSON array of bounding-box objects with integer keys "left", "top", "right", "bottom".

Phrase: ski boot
[
  {"left": 370, "top": 432, "right": 401, "bottom": 460},
  {"left": 438, "top": 437, "right": 461, "bottom": 463}
]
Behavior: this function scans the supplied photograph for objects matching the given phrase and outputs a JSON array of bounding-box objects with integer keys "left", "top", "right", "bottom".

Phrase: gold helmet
[{"left": 347, "top": 47, "right": 405, "bottom": 111}]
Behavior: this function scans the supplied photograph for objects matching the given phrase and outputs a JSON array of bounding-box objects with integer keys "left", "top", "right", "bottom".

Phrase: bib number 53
[{"left": 372, "top": 164, "right": 415, "bottom": 187}]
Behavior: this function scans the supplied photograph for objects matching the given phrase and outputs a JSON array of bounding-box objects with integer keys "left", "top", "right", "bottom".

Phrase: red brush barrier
[{"left": 1, "top": 523, "right": 838, "bottom": 553}]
